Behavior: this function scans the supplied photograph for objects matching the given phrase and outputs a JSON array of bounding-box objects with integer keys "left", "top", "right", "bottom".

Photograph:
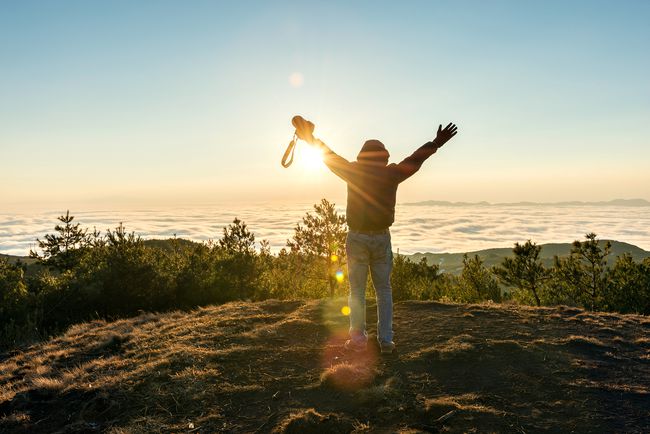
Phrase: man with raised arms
[{"left": 293, "top": 117, "right": 458, "bottom": 353}]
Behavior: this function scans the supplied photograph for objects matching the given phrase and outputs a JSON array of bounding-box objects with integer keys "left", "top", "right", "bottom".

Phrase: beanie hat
[{"left": 357, "top": 139, "right": 389, "bottom": 162}]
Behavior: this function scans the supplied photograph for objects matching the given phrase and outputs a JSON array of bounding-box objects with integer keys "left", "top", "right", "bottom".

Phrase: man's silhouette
[{"left": 295, "top": 118, "right": 457, "bottom": 353}]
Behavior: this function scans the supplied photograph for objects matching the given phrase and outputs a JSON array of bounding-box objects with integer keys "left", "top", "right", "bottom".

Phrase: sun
[{"left": 296, "top": 144, "right": 324, "bottom": 171}]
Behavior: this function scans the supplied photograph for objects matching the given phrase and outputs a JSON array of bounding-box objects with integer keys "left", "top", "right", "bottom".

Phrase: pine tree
[
  {"left": 218, "top": 218, "right": 257, "bottom": 299},
  {"left": 219, "top": 218, "right": 255, "bottom": 255},
  {"left": 493, "top": 240, "right": 548, "bottom": 306},
  {"left": 287, "top": 199, "right": 347, "bottom": 297},
  {"left": 553, "top": 233, "right": 611, "bottom": 310},
  {"left": 29, "top": 210, "right": 89, "bottom": 271}
]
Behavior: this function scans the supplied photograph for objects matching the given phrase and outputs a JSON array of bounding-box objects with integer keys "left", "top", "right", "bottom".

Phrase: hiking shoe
[
  {"left": 344, "top": 339, "right": 367, "bottom": 352},
  {"left": 379, "top": 341, "right": 395, "bottom": 354}
]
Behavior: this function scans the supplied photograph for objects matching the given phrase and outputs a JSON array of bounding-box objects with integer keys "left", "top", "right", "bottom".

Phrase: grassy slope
[{"left": 1, "top": 299, "right": 649, "bottom": 433}]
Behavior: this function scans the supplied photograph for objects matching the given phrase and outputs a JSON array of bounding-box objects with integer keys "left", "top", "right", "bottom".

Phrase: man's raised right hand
[{"left": 433, "top": 123, "right": 458, "bottom": 148}]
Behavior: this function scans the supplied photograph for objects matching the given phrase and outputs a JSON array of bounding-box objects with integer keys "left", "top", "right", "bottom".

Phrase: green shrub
[
  {"left": 456, "top": 254, "right": 501, "bottom": 303},
  {"left": 493, "top": 240, "right": 549, "bottom": 306},
  {"left": 391, "top": 255, "right": 439, "bottom": 301},
  {"left": 0, "top": 258, "right": 30, "bottom": 345},
  {"left": 552, "top": 233, "right": 611, "bottom": 310},
  {"left": 605, "top": 254, "right": 650, "bottom": 314}
]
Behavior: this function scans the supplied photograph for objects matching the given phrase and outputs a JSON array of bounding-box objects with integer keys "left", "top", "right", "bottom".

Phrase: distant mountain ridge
[
  {"left": 406, "top": 240, "right": 650, "bottom": 275},
  {"left": 403, "top": 198, "right": 650, "bottom": 207}
]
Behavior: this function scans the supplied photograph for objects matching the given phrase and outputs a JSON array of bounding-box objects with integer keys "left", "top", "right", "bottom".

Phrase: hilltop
[{"left": 1, "top": 299, "right": 649, "bottom": 433}]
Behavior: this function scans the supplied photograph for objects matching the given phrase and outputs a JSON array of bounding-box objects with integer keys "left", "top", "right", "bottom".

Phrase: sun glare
[{"left": 296, "top": 144, "right": 324, "bottom": 171}]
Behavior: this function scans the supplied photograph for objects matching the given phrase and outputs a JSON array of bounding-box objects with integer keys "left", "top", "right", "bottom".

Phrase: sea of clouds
[{"left": 1, "top": 203, "right": 649, "bottom": 257}]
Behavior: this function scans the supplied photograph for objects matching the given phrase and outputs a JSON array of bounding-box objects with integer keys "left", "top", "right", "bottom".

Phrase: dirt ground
[{"left": 1, "top": 299, "right": 649, "bottom": 433}]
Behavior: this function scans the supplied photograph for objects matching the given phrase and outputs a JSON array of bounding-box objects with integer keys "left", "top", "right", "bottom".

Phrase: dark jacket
[{"left": 322, "top": 140, "right": 440, "bottom": 231}]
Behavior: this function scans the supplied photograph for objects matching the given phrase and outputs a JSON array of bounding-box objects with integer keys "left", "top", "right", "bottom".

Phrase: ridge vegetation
[{"left": 1, "top": 200, "right": 649, "bottom": 350}]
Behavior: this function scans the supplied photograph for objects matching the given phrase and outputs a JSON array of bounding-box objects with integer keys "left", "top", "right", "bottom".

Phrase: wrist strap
[{"left": 281, "top": 133, "right": 298, "bottom": 168}]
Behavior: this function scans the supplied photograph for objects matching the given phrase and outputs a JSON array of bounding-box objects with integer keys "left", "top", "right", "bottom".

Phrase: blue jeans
[{"left": 346, "top": 230, "right": 393, "bottom": 344}]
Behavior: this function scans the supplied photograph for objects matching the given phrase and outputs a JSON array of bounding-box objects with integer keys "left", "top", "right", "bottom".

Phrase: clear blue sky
[{"left": 1, "top": 0, "right": 649, "bottom": 209}]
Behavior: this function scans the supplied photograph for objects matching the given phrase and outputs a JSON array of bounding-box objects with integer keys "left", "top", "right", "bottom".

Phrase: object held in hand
[
  {"left": 292, "top": 115, "right": 314, "bottom": 142},
  {"left": 281, "top": 115, "right": 315, "bottom": 168}
]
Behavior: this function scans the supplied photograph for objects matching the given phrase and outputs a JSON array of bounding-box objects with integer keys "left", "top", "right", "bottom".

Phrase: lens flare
[
  {"left": 289, "top": 72, "right": 304, "bottom": 87},
  {"left": 341, "top": 305, "right": 351, "bottom": 316},
  {"left": 335, "top": 270, "right": 344, "bottom": 283},
  {"left": 331, "top": 254, "right": 338, "bottom": 262}
]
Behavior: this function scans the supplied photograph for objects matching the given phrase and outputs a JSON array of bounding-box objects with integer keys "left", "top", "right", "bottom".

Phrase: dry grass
[
  {"left": 354, "top": 376, "right": 401, "bottom": 405},
  {"left": 423, "top": 393, "right": 507, "bottom": 417},
  {"left": 1, "top": 298, "right": 649, "bottom": 433},
  {"left": 272, "top": 408, "right": 355, "bottom": 433},
  {"left": 320, "top": 363, "right": 376, "bottom": 391},
  {"left": 561, "top": 335, "right": 608, "bottom": 347}
]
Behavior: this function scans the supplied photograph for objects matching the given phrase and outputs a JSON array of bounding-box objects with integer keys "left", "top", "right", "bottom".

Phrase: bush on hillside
[
  {"left": 391, "top": 255, "right": 440, "bottom": 301},
  {"left": 0, "top": 258, "right": 30, "bottom": 345},
  {"left": 457, "top": 254, "right": 502, "bottom": 303},
  {"left": 605, "top": 255, "right": 650, "bottom": 314},
  {"left": 493, "top": 240, "right": 549, "bottom": 306},
  {"left": 552, "top": 233, "right": 611, "bottom": 310}
]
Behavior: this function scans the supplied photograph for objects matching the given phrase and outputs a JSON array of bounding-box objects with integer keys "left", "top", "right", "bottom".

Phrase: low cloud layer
[{"left": 1, "top": 204, "right": 649, "bottom": 257}]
